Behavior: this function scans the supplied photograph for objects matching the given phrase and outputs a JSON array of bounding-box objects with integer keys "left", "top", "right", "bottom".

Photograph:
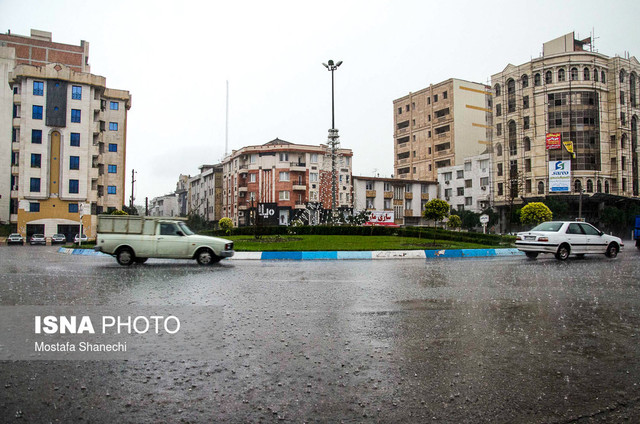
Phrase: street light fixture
[{"left": 322, "top": 59, "right": 343, "bottom": 219}]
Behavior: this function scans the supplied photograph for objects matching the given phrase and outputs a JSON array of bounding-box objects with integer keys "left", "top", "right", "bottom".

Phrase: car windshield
[
  {"left": 178, "top": 222, "right": 195, "bottom": 236},
  {"left": 530, "top": 222, "right": 564, "bottom": 232}
]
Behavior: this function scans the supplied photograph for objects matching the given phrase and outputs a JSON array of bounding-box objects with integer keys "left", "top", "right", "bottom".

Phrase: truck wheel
[
  {"left": 196, "top": 248, "right": 220, "bottom": 265},
  {"left": 555, "top": 244, "right": 570, "bottom": 261},
  {"left": 116, "top": 247, "right": 135, "bottom": 266}
]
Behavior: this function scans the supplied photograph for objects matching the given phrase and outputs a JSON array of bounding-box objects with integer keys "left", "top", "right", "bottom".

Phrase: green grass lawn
[{"left": 228, "top": 235, "right": 503, "bottom": 252}]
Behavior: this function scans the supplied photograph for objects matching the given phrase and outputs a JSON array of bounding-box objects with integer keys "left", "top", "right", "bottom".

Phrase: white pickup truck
[{"left": 95, "top": 215, "right": 234, "bottom": 266}]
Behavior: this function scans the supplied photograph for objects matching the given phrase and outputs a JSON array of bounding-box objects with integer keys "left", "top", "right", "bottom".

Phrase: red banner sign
[{"left": 546, "top": 133, "right": 561, "bottom": 150}]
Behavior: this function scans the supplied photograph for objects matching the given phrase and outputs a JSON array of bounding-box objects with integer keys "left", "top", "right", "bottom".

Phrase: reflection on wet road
[{"left": 1, "top": 246, "right": 639, "bottom": 422}]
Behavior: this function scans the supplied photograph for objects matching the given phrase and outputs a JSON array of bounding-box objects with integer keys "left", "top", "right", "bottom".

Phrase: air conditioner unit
[
  {"left": 12, "top": 185, "right": 18, "bottom": 191},
  {"left": 481, "top": 186, "right": 487, "bottom": 190},
  {"left": 445, "top": 180, "right": 450, "bottom": 185},
  {"left": 445, "top": 196, "right": 450, "bottom": 201}
]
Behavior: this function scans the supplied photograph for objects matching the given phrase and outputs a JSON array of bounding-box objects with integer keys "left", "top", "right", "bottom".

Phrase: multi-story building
[
  {"left": 222, "top": 138, "right": 353, "bottom": 226},
  {"left": 491, "top": 32, "right": 640, "bottom": 225},
  {"left": 175, "top": 174, "right": 189, "bottom": 217},
  {"left": 188, "top": 164, "right": 222, "bottom": 222},
  {"left": 393, "top": 78, "right": 492, "bottom": 181},
  {"left": 149, "top": 193, "right": 179, "bottom": 217},
  {"left": 1, "top": 29, "right": 130, "bottom": 239},
  {"left": 437, "top": 152, "right": 492, "bottom": 213},
  {"left": 353, "top": 176, "right": 437, "bottom": 226}
]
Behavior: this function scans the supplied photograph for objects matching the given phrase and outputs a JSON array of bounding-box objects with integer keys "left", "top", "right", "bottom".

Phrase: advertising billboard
[
  {"left": 549, "top": 160, "right": 571, "bottom": 192},
  {"left": 365, "top": 211, "right": 396, "bottom": 226},
  {"left": 546, "top": 133, "right": 562, "bottom": 150}
]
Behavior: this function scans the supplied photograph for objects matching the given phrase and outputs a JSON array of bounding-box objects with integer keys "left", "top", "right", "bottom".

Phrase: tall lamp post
[{"left": 322, "top": 59, "right": 343, "bottom": 219}]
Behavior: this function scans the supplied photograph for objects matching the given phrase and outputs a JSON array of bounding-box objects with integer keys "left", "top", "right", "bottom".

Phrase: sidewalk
[{"left": 58, "top": 247, "right": 523, "bottom": 260}]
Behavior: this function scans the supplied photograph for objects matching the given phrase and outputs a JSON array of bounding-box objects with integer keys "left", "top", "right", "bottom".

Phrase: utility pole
[
  {"left": 130, "top": 169, "right": 137, "bottom": 209},
  {"left": 322, "top": 59, "right": 343, "bottom": 220}
]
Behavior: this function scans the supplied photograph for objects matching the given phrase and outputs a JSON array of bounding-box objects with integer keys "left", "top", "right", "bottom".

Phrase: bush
[
  {"left": 447, "top": 215, "right": 462, "bottom": 231},
  {"left": 520, "top": 202, "right": 553, "bottom": 226},
  {"left": 219, "top": 217, "right": 233, "bottom": 234}
]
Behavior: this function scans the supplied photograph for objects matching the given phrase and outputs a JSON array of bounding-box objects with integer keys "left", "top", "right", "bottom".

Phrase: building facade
[
  {"left": 149, "top": 193, "right": 179, "bottom": 217},
  {"left": 222, "top": 138, "right": 353, "bottom": 226},
  {"left": 353, "top": 176, "right": 437, "bottom": 226},
  {"left": 188, "top": 164, "right": 223, "bottom": 222},
  {"left": 437, "top": 153, "right": 492, "bottom": 213},
  {"left": 393, "top": 78, "right": 492, "bottom": 181},
  {"left": 490, "top": 32, "right": 640, "bottom": 223},
  {"left": 1, "top": 30, "right": 130, "bottom": 239}
]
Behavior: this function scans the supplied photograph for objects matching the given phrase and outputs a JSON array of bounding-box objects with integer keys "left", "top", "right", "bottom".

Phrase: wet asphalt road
[{"left": 1, "top": 245, "right": 640, "bottom": 423}]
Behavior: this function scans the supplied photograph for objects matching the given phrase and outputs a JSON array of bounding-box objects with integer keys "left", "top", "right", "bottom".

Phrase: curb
[{"left": 58, "top": 247, "right": 523, "bottom": 260}]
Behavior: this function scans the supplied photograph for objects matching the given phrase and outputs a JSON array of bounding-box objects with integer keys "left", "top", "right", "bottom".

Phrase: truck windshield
[{"left": 178, "top": 222, "right": 195, "bottom": 236}]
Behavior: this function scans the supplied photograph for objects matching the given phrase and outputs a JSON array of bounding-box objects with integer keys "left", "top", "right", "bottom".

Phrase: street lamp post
[
  {"left": 578, "top": 188, "right": 586, "bottom": 220},
  {"left": 322, "top": 59, "right": 343, "bottom": 220}
]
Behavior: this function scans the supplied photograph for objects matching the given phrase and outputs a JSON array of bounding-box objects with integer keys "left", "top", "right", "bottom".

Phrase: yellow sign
[{"left": 563, "top": 141, "right": 575, "bottom": 158}]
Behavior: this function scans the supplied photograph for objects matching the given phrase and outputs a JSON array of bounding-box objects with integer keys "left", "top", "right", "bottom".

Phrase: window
[
  {"left": 11, "top": 152, "right": 18, "bottom": 166},
  {"left": 620, "top": 70, "right": 626, "bottom": 83},
  {"left": 538, "top": 181, "right": 545, "bottom": 194},
  {"left": 108, "top": 143, "right": 117, "bottom": 152},
  {"left": 69, "top": 156, "right": 80, "bottom": 170},
  {"left": 279, "top": 191, "right": 290, "bottom": 200},
  {"left": 279, "top": 152, "right": 289, "bottom": 162},
  {"left": 69, "top": 179, "right": 79, "bottom": 193},
  {"left": 621, "top": 91, "right": 625, "bottom": 105},
  {"left": 457, "top": 187, "right": 465, "bottom": 196},
  {"left": 384, "top": 199, "right": 391, "bottom": 209},
  {"left": 279, "top": 171, "right": 289, "bottom": 181},
  {"left": 524, "top": 116, "right": 530, "bottom": 130},
  {"left": 310, "top": 172, "right": 318, "bottom": 182},
  {"left": 443, "top": 172, "right": 452, "bottom": 182},
  {"left": 523, "top": 96, "right": 529, "bottom": 109},
  {"left": 443, "top": 91, "right": 448, "bottom": 99},
  {"left": 405, "top": 183, "right": 412, "bottom": 192},
  {"left": 444, "top": 188, "right": 452, "bottom": 198},
  {"left": 497, "top": 163, "right": 503, "bottom": 176},
  {"left": 110, "top": 101, "right": 119, "bottom": 110},
  {"left": 545, "top": 71, "right": 552, "bottom": 84},
  {"left": 30, "top": 202, "right": 40, "bottom": 212},
  {"left": 434, "top": 94, "right": 438, "bottom": 102},
  {"left": 365, "top": 180, "right": 374, "bottom": 190},
  {"left": 558, "top": 69, "right": 566, "bottom": 82},
  {"left": 521, "top": 74, "right": 529, "bottom": 88},
  {"left": 584, "top": 68, "right": 590, "bottom": 81},
  {"left": 496, "top": 123, "right": 502, "bottom": 136},
  {"left": 30, "top": 178, "right": 41, "bottom": 192},
  {"left": 70, "top": 133, "right": 80, "bottom": 146},
  {"left": 587, "top": 179, "right": 594, "bottom": 193},
  {"left": 33, "top": 81, "right": 44, "bottom": 96},
  {"left": 464, "top": 179, "right": 472, "bottom": 188},
  {"left": 69, "top": 203, "right": 79, "bottom": 213},
  {"left": 464, "top": 161, "right": 472, "bottom": 172},
  {"left": 457, "top": 170, "right": 464, "bottom": 179},
  {"left": 109, "top": 122, "right": 118, "bottom": 131},
  {"left": 497, "top": 183, "right": 503, "bottom": 196},
  {"left": 249, "top": 173, "right": 256, "bottom": 183},
  {"left": 570, "top": 68, "right": 578, "bottom": 81},
  {"left": 479, "top": 159, "right": 489, "bottom": 170},
  {"left": 108, "top": 164, "right": 117, "bottom": 173},
  {"left": 525, "top": 158, "right": 531, "bottom": 172},
  {"left": 480, "top": 177, "right": 489, "bottom": 186},
  {"left": 496, "top": 104, "right": 502, "bottom": 116},
  {"left": 601, "top": 71, "right": 606, "bottom": 83},
  {"left": 310, "top": 153, "right": 318, "bottom": 163},
  {"left": 31, "top": 153, "right": 41, "bottom": 168},
  {"left": 524, "top": 137, "right": 531, "bottom": 151},
  {"left": 534, "top": 73, "right": 541, "bottom": 86},
  {"left": 465, "top": 197, "right": 473, "bottom": 206},
  {"left": 107, "top": 185, "right": 117, "bottom": 195},
  {"left": 494, "top": 84, "right": 501, "bottom": 96},
  {"left": 594, "top": 69, "right": 599, "bottom": 82},
  {"left": 71, "top": 109, "right": 81, "bottom": 123},
  {"left": 32, "top": 105, "right": 43, "bottom": 120},
  {"left": 32, "top": 129, "right": 42, "bottom": 144},
  {"left": 496, "top": 144, "right": 503, "bottom": 157},
  {"left": 72, "top": 86, "right": 82, "bottom": 100}
]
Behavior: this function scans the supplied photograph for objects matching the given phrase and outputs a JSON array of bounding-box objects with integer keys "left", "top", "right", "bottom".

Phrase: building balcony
[
  {"left": 294, "top": 202, "right": 306, "bottom": 209},
  {"left": 293, "top": 184, "right": 306, "bottom": 191},
  {"left": 404, "top": 209, "right": 413, "bottom": 217},
  {"left": 384, "top": 191, "right": 393, "bottom": 199},
  {"left": 290, "top": 162, "right": 307, "bottom": 172},
  {"left": 404, "top": 192, "right": 413, "bottom": 200},
  {"left": 11, "top": 166, "right": 19, "bottom": 175},
  {"left": 238, "top": 186, "right": 248, "bottom": 193},
  {"left": 238, "top": 205, "right": 247, "bottom": 211},
  {"left": 13, "top": 93, "right": 21, "bottom": 103},
  {"left": 366, "top": 190, "right": 376, "bottom": 198},
  {"left": 421, "top": 193, "right": 430, "bottom": 200},
  {"left": 13, "top": 117, "right": 21, "bottom": 127}
]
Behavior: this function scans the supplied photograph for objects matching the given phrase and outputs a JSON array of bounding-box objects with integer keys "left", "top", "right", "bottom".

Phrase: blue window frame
[
  {"left": 68, "top": 203, "right": 79, "bottom": 213},
  {"left": 109, "top": 122, "right": 118, "bottom": 131},
  {"left": 107, "top": 185, "right": 117, "bottom": 195},
  {"left": 108, "top": 143, "right": 118, "bottom": 152},
  {"left": 30, "top": 202, "right": 40, "bottom": 212},
  {"left": 33, "top": 81, "right": 44, "bottom": 96},
  {"left": 30, "top": 178, "right": 41, "bottom": 193},
  {"left": 108, "top": 164, "right": 117, "bottom": 173},
  {"left": 110, "top": 101, "right": 119, "bottom": 110},
  {"left": 70, "top": 156, "right": 80, "bottom": 170},
  {"left": 32, "top": 105, "right": 43, "bottom": 120},
  {"left": 71, "top": 109, "right": 81, "bottom": 123},
  {"left": 69, "top": 179, "right": 79, "bottom": 194},
  {"left": 70, "top": 133, "right": 80, "bottom": 146},
  {"left": 32, "top": 129, "right": 42, "bottom": 144},
  {"left": 72, "top": 85, "right": 82, "bottom": 100},
  {"left": 31, "top": 153, "right": 41, "bottom": 168}
]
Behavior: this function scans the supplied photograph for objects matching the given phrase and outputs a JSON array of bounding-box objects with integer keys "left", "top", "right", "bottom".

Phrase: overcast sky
[{"left": 2, "top": 0, "right": 639, "bottom": 201}]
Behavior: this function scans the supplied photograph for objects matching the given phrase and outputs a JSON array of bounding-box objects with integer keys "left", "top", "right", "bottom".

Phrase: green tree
[
  {"left": 520, "top": 202, "right": 553, "bottom": 226},
  {"left": 110, "top": 209, "right": 128, "bottom": 215},
  {"left": 219, "top": 217, "right": 233, "bottom": 235},
  {"left": 447, "top": 214, "right": 462, "bottom": 231},
  {"left": 423, "top": 199, "right": 450, "bottom": 245}
]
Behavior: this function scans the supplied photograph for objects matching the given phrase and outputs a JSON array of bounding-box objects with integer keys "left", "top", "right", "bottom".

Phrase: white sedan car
[{"left": 516, "top": 221, "right": 623, "bottom": 260}]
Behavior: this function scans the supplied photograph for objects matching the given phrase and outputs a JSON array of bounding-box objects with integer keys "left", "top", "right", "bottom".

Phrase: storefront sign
[
  {"left": 366, "top": 211, "right": 395, "bottom": 226},
  {"left": 549, "top": 160, "right": 571, "bottom": 192}
]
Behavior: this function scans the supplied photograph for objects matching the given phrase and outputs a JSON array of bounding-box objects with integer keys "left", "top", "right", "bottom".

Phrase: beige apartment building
[
  {"left": 222, "top": 138, "right": 353, "bottom": 226},
  {"left": 491, "top": 32, "right": 640, "bottom": 221},
  {"left": 2, "top": 29, "right": 130, "bottom": 240},
  {"left": 393, "top": 78, "right": 492, "bottom": 181}
]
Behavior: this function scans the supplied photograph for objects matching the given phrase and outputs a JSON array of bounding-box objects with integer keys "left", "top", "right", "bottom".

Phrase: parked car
[
  {"left": 74, "top": 234, "right": 88, "bottom": 243},
  {"left": 29, "top": 234, "right": 46, "bottom": 245},
  {"left": 516, "top": 221, "right": 624, "bottom": 261},
  {"left": 7, "top": 233, "right": 24, "bottom": 245},
  {"left": 51, "top": 233, "right": 67, "bottom": 244}
]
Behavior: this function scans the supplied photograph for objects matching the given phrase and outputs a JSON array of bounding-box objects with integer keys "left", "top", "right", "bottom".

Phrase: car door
[
  {"left": 579, "top": 223, "right": 606, "bottom": 253},
  {"left": 156, "top": 222, "right": 190, "bottom": 258},
  {"left": 565, "top": 223, "right": 587, "bottom": 254}
]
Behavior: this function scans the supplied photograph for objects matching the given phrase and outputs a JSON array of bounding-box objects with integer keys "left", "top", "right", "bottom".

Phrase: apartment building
[
  {"left": 222, "top": 138, "right": 353, "bottom": 226},
  {"left": 1, "top": 29, "right": 130, "bottom": 239},
  {"left": 491, "top": 32, "right": 640, "bottom": 221},
  {"left": 188, "top": 164, "right": 223, "bottom": 222},
  {"left": 437, "top": 153, "right": 492, "bottom": 213},
  {"left": 353, "top": 176, "right": 437, "bottom": 226},
  {"left": 393, "top": 78, "right": 492, "bottom": 181},
  {"left": 149, "top": 193, "right": 179, "bottom": 217}
]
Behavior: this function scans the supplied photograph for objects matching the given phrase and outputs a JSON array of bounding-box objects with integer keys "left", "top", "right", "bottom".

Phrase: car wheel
[
  {"left": 525, "top": 252, "right": 538, "bottom": 259},
  {"left": 636, "top": 239, "right": 640, "bottom": 250},
  {"left": 196, "top": 248, "right": 219, "bottom": 265},
  {"left": 116, "top": 247, "right": 135, "bottom": 266},
  {"left": 134, "top": 257, "right": 148, "bottom": 264},
  {"left": 555, "top": 244, "right": 570, "bottom": 261},
  {"left": 605, "top": 243, "right": 619, "bottom": 258}
]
